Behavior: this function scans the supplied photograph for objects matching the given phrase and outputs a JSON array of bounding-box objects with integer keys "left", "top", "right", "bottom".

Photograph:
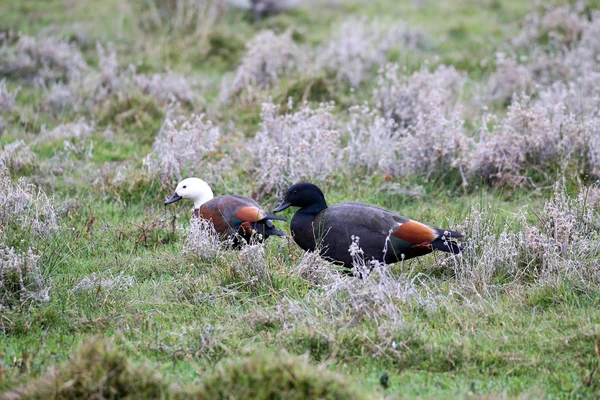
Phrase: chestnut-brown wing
[{"left": 200, "top": 195, "right": 267, "bottom": 237}]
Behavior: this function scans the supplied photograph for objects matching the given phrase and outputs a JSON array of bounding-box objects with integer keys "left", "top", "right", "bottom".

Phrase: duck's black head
[{"left": 273, "top": 182, "right": 327, "bottom": 213}]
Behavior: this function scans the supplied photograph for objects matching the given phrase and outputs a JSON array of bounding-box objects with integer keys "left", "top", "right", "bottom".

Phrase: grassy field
[{"left": 1, "top": 0, "right": 600, "bottom": 398}]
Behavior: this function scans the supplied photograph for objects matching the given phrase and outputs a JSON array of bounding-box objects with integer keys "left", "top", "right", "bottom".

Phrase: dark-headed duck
[
  {"left": 273, "top": 182, "right": 463, "bottom": 268},
  {"left": 165, "top": 177, "right": 285, "bottom": 244}
]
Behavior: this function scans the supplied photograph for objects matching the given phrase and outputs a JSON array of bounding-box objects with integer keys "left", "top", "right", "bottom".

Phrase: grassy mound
[
  {"left": 193, "top": 351, "right": 366, "bottom": 400},
  {"left": 2, "top": 338, "right": 168, "bottom": 399}
]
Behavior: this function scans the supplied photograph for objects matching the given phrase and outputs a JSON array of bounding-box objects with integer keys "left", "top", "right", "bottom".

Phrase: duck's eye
[
  {"left": 183, "top": 185, "right": 187, "bottom": 189},
  {"left": 292, "top": 189, "right": 298, "bottom": 195}
]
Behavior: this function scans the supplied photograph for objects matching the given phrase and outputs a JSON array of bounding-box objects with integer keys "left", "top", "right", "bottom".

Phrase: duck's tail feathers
[{"left": 432, "top": 229, "right": 464, "bottom": 254}]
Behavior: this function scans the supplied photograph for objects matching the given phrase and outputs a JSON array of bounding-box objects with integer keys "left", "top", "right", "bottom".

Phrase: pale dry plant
[
  {"left": 0, "top": 78, "right": 19, "bottom": 113},
  {"left": 468, "top": 94, "right": 586, "bottom": 187},
  {"left": 133, "top": 73, "right": 198, "bottom": 105},
  {"left": 42, "top": 83, "right": 77, "bottom": 114},
  {"left": 317, "top": 18, "right": 427, "bottom": 87},
  {"left": 515, "top": 6, "right": 600, "bottom": 89},
  {"left": 183, "top": 217, "right": 227, "bottom": 262},
  {"left": 394, "top": 94, "right": 468, "bottom": 179},
  {"left": 589, "top": 130, "right": 600, "bottom": 178},
  {"left": 0, "top": 34, "right": 87, "bottom": 84},
  {"left": 250, "top": 101, "right": 339, "bottom": 198},
  {"left": 0, "top": 175, "right": 58, "bottom": 238},
  {"left": 71, "top": 272, "right": 137, "bottom": 294},
  {"left": 140, "top": 0, "right": 226, "bottom": 42},
  {"left": 487, "top": 53, "right": 531, "bottom": 104},
  {"left": 450, "top": 204, "right": 521, "bottom": 295},
  {"left": 293, "top": 250, "right": 338, "bottom": 285},
  {"left": 0, "top": 245, "right": 49, "bottom": 314},
  {"left": 232, "top": 243, "right": 272, "bottom": 293},
  {"left": 343, "top": 105, "right": 400, "bottom": 175},
  {"left": 38, "top": 119, "right": 95, "bottom": 142},
  {"left": 373, "top": 63, "right": 464, "bottom": 129},
  {"left": 63, "top": 42, "right": 198, "bottom": 110},
  {"left": 226, "top": 30, "right": 299, "bottom": 101},
  {"left": 143, "top": 113, "right": 220, "bottom": 181},
  {"left": 513, "top": 3, "right": 588, "bottom": 49},
  {"left": 0, "top": 140, "right": 37, "bottom": 173},
  {"left": 274, "top": 261, "right": 441, "bottom": 342},
  {"left": 450, "top": 182, "right": 600, "bottom": 295}
]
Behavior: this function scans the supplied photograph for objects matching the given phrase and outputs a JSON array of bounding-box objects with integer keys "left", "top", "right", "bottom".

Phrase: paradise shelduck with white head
[
  {"left": 273, "top": 182, "right": 463, "bottom": 268},
  {"left": 164, "top": 178, "right": 286, "bottom": 244}
]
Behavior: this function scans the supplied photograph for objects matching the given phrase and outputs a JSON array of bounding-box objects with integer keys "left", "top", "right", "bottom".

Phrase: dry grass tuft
[
  {"left": 343, "top": 105, "right": 400, "bottom": 175},
  {"left": 226, "top": 29, "right": 299, "bottom": 101},
  {"left": 0, "top": 34, "right": 87, "bottom": 84},
  {"left": 0, "top": 140, "right": 37, "bottom": 174},
  {"left": 0, "top": 78, "right": 18, "bottom": 113},
  {"left": 373, "top": 63, "right": 464, "bottom": 130},
  {"left": 317, "top": 17, "right": 426, "bottom": 87},
  {"left": 0, "top": 174, "right": 58, "bottom": 238},
  {"left": 72, "top": 272, "right": 137, "bottom": 294},
  {"left": 487, "top": 53, "right": 531, "bottom": 104},
  {"left": 144, "top": 113, "right": 220, "bottom": 181},
  {"left": 183, "top": 217, "right": 227, "bottom": 262},
  {"left": 250, "top": 101, "right": 339, "bottom": 198},
  {"left": 452, "top": 181, "right": 600, "bottom": 294},
  {"left": 468, "top": 93, "right": 586, "bottom": 186},
  {"left": 39, "top": 118, "right": 95, "bottom": 142},
  {"left": 139, "top": 0, "right": 226, "bottom": 43},
  {"left": 0, "top": 245, "right": 48, "bottom": 315}
]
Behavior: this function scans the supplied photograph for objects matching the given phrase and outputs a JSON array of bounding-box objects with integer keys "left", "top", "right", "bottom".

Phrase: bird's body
[
  {"left": 274, "top": 183, "right": 463, "bottom": 268},
  {"left": 164, "top": 178, "right": 285, "bottom": 245},
  {"left": 226, "top": 0, "right": 303, "bottom": 19},
  {"left": 197, "top": 194, "right": 286, "bottom": 243}
]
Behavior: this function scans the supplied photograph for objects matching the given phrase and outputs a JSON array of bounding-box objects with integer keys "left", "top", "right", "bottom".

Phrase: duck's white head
[{"left": 164, "top": 177, "right": 214, "bottom": 209}]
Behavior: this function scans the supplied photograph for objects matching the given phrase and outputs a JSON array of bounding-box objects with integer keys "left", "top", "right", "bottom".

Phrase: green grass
[{"left": 2, "top": 0, "right": 600, "bottom": 398}]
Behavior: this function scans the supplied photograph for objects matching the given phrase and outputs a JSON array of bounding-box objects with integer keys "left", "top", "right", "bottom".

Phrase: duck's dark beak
[
  {"left": 164, "top": 193, "right": 182, "bottom": 205},
  {"left": 273, "top": 199, "right": 291, "bottom": 213}
]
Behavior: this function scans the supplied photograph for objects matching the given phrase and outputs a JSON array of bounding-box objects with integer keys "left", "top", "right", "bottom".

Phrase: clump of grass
[
  {"left": 0, "top": 140, "right": 37, "bottom": 174},
  {"left": 71, "top": 272, "right": 137, "bottom": 294},
  {"left": 139, "top": 0, "right": 226, "bottom": 44},
  {"left": 373, "top": 63, "right": 464, "bottom": 129},
  {"left": 250, "top": 101, "right": 339, "bottom": 198},
  {"left": 232, "top": 243, "right": 272, "bottom": 293},
  {"left": 294, "top": 250, "right": 338, "bottom": 285},
  {"left": 38, "top": 118, "right": 95, "bottom": 142},
  {"left": 452, "top": 180, "right": 600, "bottom": 294},
  {"left": 317, "top": 17, "right": 426, "bottom": 87},
  {"left": 487, "top": 53, "right": 531, "bottom": 104},
  {"left": 515, "top": 4, "right": 588, "bottom": 49},
  {"left": 183, "top": 217, "right": 227, "bottom": 262},
  {"left": 0, "top": 245, "right": 48, "bottom": 315},
  {"left": 363, "top": 64, "right": 468, "bottom": 180},
  {"left": 143, "top": 113, "right": 221, "bottom": 181},
  {"left": 0, "top": 34, "right": 87, "bottom": 84},
  {"left": 467, "top": 93, "right": 586, "bottom": 187},
  {"left": 194, "top": 350, "right": 366, "bottom": 400},
  {"left": 0, "top": 78, "right": 18, "bottom": 113},
  {"left": 226, "top": 29, "right": 299, "bottom": 102},
  {"left": 2, "top": 338, "right": 168, "bottom": 399},
  {"left": 343, "top": 105, "right": 400, "bottom": 176},
  {"left": 133, "top": 72, "right": 199, "bottom": 105},
  {"left": 0, "top": 174, "right": 58, "bottom": 239}
]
